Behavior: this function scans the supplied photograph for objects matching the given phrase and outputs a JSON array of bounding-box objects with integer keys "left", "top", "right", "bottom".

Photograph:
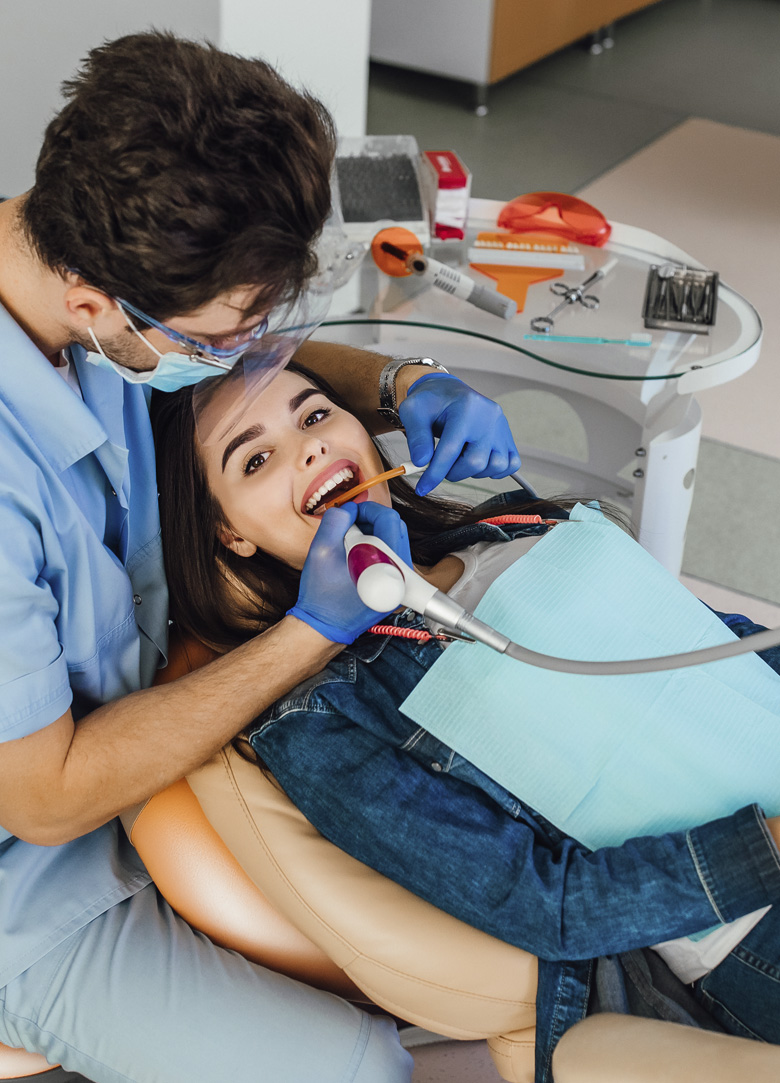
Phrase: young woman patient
[{"left": 152, "top": 362, "right": 780, "bottom": 1057}]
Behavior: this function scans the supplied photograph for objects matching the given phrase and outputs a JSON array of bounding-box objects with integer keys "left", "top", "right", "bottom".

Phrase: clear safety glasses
[
  {"left": 68, "top": 267, "right": 332, "bottom": 443},
  {"left": 69, "top": 199, "right": 351, "bottom": 441},
  {"left": 115, "top": 296, "right": 269, "bottom": 365},
  {"left": 190, "top": 282, "right": 334, "bottom": 445}
]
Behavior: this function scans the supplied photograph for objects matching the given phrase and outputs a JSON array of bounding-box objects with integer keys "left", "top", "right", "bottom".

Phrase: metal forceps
[{"left": 530, "top": 258, "right": 618, "bottom": 333}]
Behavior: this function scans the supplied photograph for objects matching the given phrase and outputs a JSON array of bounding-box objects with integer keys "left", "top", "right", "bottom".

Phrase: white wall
[
  {"left": 221, "top": 0, "right": 371, "bottom": 139},
  {"left": 0, "top": 0, "right": 370, "bottom": 196}
]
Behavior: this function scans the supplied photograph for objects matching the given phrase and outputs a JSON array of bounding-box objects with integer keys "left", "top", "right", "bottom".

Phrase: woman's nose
[{"left": 299, "top": 434, "right": 328, "bottom": 468}]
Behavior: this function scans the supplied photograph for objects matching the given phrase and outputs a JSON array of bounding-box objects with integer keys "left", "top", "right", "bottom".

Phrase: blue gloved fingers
[
  {"left": 437, "top": 437, "right": 494, "bottom": 485},
  {"left": 309, "top": 503, "right": 358, "bottom": 550},
  {"left": 291, "top": 502, "right": 392, "bottom": 644},
  {"left": 469, "top": 449, "right": 511, "bottom": 480},
  {"left": 458, "top": 413, "right": 520, "bottom": 479},
  {"left": 402, "top": 415, "right": 436, "bottom": 470},
  {"left": 399, "top": 373, "right": 521, "bottom": 494},
  {"left": 491, "top": 414, "right": 521, "bottom": 474},
  {"left": 415, "top": 412, "right": 495, "bottom": 491},
  {"left": 354, "top": 500, "right": 412, "bottom": 567},
  {"left": 467, "top": 417, "right": 522, "bottom": 479},
  {"left": 507, "top": 444, "right": 523, "bottom": 475}
]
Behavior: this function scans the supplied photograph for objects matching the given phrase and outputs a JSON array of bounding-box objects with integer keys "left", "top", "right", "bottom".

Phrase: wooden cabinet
[
  {"left": 490, "top": 0, "right": 663, "bottom": 83},
  {"left": 371, "top": 0, "right": 663, "bottom": 96}
]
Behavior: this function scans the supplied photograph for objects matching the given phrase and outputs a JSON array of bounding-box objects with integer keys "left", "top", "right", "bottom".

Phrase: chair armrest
[{"left": 553, "top": 1014, "right": 780, "bottom": 1083}]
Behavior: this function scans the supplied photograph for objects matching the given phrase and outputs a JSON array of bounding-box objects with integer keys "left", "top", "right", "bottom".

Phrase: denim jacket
[{"left": 248, "top": 502, "right": 780, "bottom": 1081}]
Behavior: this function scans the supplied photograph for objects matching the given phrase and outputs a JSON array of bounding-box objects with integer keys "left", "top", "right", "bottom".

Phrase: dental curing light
[
  {"left": 371, "top": 227, "right": 517, "bottom": 321},
  {"left": 344, "top": 525, "right": 780, "bottom": 675}
]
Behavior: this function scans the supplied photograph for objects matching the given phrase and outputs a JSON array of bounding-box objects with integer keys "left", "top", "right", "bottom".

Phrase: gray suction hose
[
  {"left": 423, "top": 590, "right": 780, "bottom": 675},
  {"left": 510, "top": 470, "right": 539, "bottom": 499}
]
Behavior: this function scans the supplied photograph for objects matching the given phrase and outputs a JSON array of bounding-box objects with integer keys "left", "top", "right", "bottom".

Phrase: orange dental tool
[{"left": 319, "top": 461, "right": 423, "bottom": 512}]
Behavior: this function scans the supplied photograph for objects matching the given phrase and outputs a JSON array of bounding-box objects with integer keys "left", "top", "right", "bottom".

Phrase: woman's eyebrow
[
  {"left": 288, "top": 387, "right": 324, "bottom": 412},
  {"left": 221, "top": 387, "right": 325, "bottom": 471},
  {"left": 221, "top": 424, "right": 265, "bottom": 472}
]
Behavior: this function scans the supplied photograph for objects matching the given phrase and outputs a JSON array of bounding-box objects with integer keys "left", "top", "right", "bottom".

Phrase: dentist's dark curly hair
[{"left": 22, "top": 30, "right": 336, "bottom": 320}]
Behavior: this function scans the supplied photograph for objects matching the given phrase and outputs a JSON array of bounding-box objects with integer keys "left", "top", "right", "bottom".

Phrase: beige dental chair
[{"left": 4, "top": 633, "right": 780, "bottom": 1083}]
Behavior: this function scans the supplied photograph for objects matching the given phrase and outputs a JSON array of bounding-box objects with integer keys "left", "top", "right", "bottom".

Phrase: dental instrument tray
[{"left": 642, "top": 263, "right": 718, "bottom": 334}]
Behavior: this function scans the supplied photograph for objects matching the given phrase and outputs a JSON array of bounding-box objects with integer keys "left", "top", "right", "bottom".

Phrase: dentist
[{"left": 0, "top": 30, "right": 520, "bottom": 1083}]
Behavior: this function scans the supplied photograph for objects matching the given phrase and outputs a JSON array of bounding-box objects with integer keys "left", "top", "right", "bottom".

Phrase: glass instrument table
[{"left": 315, "top": 202, "right": 762, "bottom": 575}]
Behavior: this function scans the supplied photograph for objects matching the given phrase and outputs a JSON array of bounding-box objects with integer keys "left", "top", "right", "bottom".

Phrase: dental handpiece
[
  {"left": 344, "top": 525, "right": 494, "bottom": 634},
  {"left": 344, "top": 526, "right": 780, "bottom": 674}
]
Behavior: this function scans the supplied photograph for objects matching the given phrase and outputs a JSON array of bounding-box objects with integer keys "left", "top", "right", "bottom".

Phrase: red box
[{"left": 423, "top": 150, "right": 472, "bottom": 240}]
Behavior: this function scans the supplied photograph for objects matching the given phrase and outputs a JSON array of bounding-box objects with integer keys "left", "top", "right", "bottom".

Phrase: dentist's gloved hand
[
  {"left": 288, "top": 501, "right": 412, "bottom": 644},
  {"left": 399, "top": 373, "right": 521, "bottom": 497}
]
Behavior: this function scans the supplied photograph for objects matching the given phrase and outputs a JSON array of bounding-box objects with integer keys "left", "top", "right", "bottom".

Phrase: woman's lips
[
  {"left": 311, "top": 487, "right": 369, "bottom": 516},
  {"left": 301, "top": 459, "right": 361, "bottom": 515}
]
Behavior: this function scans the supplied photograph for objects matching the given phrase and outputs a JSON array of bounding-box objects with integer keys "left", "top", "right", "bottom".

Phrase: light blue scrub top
[{"left": 0, "top": 301, "right": 167, "bottom": 987}]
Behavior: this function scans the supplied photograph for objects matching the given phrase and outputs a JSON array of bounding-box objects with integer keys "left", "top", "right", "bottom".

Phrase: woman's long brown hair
[{"left": 151, "top": 364, "right": 606, "bottom": 654}]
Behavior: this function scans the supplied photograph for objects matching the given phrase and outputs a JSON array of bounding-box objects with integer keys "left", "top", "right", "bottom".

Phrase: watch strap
[{"left": 378, "top": 357, "right": 448, "bottom": 428}]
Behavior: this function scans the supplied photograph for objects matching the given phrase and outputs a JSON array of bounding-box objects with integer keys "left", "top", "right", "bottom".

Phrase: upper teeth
[{"left": 305, "top": 468, "right": 354, "bottom": 512}]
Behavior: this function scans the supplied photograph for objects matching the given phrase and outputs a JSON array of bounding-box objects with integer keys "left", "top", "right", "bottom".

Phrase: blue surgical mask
[{"left": 84, "top": 318, "right": 231, "bottom": 393}]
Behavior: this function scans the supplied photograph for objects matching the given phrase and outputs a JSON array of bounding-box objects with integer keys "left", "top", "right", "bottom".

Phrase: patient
[{"left": 151, "top": 362, "right": 780, "bottom": 1056}]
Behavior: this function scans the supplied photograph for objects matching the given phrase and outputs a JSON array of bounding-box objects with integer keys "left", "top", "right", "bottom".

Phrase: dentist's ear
[{"left": 217, "top": 525, "right": 257, "bottom": 558}]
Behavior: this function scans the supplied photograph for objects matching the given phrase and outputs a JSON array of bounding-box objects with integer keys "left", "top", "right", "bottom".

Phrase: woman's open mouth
[{"left": 302, "top": 463, "right": 362, "bottom": 516}]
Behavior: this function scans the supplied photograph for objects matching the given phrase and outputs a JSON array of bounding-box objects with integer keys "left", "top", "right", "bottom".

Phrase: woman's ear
[{"left": 217, "top": 524, "right": 257, "bottom": 558}]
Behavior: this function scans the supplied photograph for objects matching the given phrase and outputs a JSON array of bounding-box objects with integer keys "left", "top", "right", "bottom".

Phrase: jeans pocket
[{"left": 695, "top": 928, "right": 780, "bottom": 1043}]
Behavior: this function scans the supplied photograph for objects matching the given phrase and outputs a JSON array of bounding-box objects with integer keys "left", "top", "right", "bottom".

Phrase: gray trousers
[
  {"left": 0, "top": 884, "right": 412, "bottom": 1083},
  {"left": 4, "top": 1070, "right": 88, "bottom": 1082}
]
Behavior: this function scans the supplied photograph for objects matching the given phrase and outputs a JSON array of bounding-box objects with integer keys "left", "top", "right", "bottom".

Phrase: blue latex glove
[
  {"left": 287, "top": 501, "right": 412, "bottom": 644},
  {"left": 399, "top": 373, "right": 521, "bottom": 496}
]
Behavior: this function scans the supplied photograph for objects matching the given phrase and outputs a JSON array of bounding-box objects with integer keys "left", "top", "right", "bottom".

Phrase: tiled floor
[
  {"left": 409, "top": 1036, "right": 504, "bottom": 1082},
  {"left": 368, "top": 0, "right": 780, "bottom": 197},
  {"left": 369, "top": 2, "right": 780, "bottom": 1077}
]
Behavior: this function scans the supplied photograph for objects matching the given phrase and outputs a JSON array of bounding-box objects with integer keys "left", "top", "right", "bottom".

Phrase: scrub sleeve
[{"left": 0, "top": 318, "right": 412, "bottom": 1083}]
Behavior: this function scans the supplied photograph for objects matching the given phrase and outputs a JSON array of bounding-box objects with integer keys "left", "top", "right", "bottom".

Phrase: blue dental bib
[{"left": 400, "top": 503, "right": 780, "bottom": 848}]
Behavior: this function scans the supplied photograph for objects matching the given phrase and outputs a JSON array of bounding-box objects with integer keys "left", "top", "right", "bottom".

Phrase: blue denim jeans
[
  {"left": 247, "top": 516, "right": 780, "bottom": 1080},
  {"left": 693, "top": 894, "right": 780, "bottom": 1043}
]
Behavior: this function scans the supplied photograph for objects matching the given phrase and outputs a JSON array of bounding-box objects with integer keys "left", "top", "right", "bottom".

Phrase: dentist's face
[
  {"left": 199, "top": 369, "right": 390, "bottom": 570},
  {"left": 70, "top": 282, "right": 268, "bottom": 372}
]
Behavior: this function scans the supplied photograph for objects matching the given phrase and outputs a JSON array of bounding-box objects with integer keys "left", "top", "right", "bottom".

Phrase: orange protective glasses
[{"left": 497, "top": 191, "right": 612, "bottom": 248}]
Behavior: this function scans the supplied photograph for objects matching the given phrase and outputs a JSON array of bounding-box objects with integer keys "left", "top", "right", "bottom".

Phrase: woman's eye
[
  {"left": 243, "top": 451, "right": 269, "bottom": 475},
  {"left": 302, "top": 407, "right": 331, "bottom": 428}
]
